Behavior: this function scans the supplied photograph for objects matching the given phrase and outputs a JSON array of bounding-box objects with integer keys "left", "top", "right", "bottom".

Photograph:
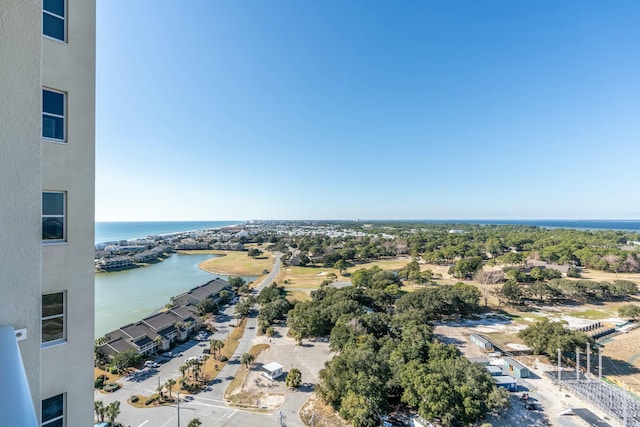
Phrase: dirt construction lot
[{"left": 600, "top": 327, "right": 640, "bottom": 392}]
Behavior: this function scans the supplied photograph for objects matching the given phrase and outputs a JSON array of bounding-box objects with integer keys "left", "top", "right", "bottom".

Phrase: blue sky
[{"left": 96, "top": 1, "right": 640, "bottom": 221}]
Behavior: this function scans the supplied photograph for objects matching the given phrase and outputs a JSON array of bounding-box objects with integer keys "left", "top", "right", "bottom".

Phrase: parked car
[
  {"left": 144, "top": 361, "right": 159, "bottom": 368},
  {"left": 162, "top": 351, "right": 174, "bottom": 358}
]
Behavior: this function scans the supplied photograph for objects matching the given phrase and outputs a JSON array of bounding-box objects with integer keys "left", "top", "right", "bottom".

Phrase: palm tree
[
  {"left": 183, "top": 321, "right": 193, "bottom": 334},
  {"left": 174, "top": 322, "right": 184, "bottom": 339},
  {"left": 106, "top": 400, "right": 120, "bottom": 424},
  {"left": 209, "top": 339, "right": 224, "bottom": 360},
  {"left": 192, "top": 360, "right": 202, "bottom": 382},
  {"left": 179, "top": 364, "right": 188, "bottom": 378},
  {"left": 153, "top": 335, "right": 164, "bottom": 353},
  {"left": 188, "top": 419, "right": 202, "bottom": 427},
  {"left": 94, "top": 400, "right": 105, "bottom": 423},
  {"left": 240, "top": 352, "right": 255, "bottom": 368},
  {"left": 165, "top": 378, "right": 176, "bottom": 399}
]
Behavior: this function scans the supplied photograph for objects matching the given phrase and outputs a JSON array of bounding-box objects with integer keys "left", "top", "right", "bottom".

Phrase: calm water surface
[{"left": 94, "top": 253, "right": 255, "bottom": 338}]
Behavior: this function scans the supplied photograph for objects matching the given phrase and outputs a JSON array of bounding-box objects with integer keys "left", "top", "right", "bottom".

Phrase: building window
[
  {"left": 42, "top": 192, "right": 65, "bottom": 241},
  {"left": 42, "top": 89, "right": 65, "bottom": 141},
  {"left": 42, "top": 292, "right": 65, "bottom": 345},
  {"left": 43, "top": 0, "right": 65, "bottom": 42},
  {"left": 42, "top": 393, "right": 64, "bottom": 427}
]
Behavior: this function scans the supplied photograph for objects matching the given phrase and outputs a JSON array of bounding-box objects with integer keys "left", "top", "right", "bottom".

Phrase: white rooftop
[{"left": 263, "top": 362, "right": 283, "bottom": 372}]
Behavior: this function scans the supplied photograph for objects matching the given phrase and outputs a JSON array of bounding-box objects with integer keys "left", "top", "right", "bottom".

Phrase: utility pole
[
  {"left": 599, "top": 348, "right": 602, "bottom": 380},
  {"left": 177, "top": 392, "right": 181, "bottom": 427},
  {"left": 558, "top": 348, "right": 562, "bottom": 381}
]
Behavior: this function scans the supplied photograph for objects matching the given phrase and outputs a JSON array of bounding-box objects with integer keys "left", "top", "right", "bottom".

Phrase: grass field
[
  {"left": 196, "top": 245, "right": 274, "bottom": 276},
  {"left": 579, "top": 268, "right": 640, "bottom": 283}
]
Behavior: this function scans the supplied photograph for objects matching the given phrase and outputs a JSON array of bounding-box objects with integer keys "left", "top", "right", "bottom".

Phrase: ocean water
[
  {"left": 95, "top": 220, "right": 242, "bottom": 244},
  {"left": 408, "top": 219, "right": 640, "bottom": 232}
]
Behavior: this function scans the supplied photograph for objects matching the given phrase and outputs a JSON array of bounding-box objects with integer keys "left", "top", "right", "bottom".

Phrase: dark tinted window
[
  {"left": 42, "top": 394, "right": 63, "bottom": 423},
  {"left": 43, "top": 0, "right": 65, "bottom": 41},
  {"left": 42, "top": 192, "right": 64, "bottom": 215}
]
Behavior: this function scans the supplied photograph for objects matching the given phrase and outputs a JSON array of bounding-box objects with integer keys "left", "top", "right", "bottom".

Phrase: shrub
[
  {"left": 220, "top": 356, "right": 228, "bottom": 362},
  {"left": 567, "top": 266, "right": 581, "bottom": 278},
  {"left": 266, "top": 327, "right": 275, "bottom": 337},
  {"left": 144, "top": 397, "right": 155, "bottom": 405},
  {"left": 103, "top": 383, "right": 121, "bottom": 392},
  {"left": 130, "top": 395, "right": 139, "bottom": 403},
  {"left": 94, "top": 378, "right": 105, "bottom": 389},
  {"left": 110, "top": 367, "right": 118, "bottom": 374}
]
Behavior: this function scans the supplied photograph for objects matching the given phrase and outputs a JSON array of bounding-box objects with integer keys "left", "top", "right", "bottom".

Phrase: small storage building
[
  {"left": 503, "top": 357, "right": 530, "bottom": 378},
  {"left": 494, "top": 375, "right": 517, "bottom": 391},
  {"left": 470, "top": 334, "right": 494, "bottom": 351},
  {"left": 262, "top": 362, "right": 284, "bottom": 380},
  {"left": 469, "top": 357, "right": 491, "bottom": 366},
  {"left": 410, "top": 415, "right": 435, "bottom": 427},
  {"left": 486, "top": 365, "right": 503, "bottom": 377}
]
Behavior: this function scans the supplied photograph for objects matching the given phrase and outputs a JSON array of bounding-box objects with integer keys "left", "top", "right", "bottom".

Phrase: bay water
[{"left": 95, "top": 253, "right": 256, "bottom": 337}]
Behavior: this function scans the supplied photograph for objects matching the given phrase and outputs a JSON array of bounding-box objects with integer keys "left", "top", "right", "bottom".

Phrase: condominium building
[{"left": 0, "top": 1, "right": 96, "bottom": 426}]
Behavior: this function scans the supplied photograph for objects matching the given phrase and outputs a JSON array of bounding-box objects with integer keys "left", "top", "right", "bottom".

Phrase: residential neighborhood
[{"left": 97, "top": 278, "right": 232, "bottom": 357}]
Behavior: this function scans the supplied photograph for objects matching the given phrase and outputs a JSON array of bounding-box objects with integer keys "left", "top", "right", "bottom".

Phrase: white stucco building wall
[
  {"left": 0, "top": 1, "right": 95, "bottom": 425},
  {"left": 0, "top": 0, "right": 43, "bottom": 413},
  {"left": 41, "top": 0, "right": 96, "bottom": 425}
]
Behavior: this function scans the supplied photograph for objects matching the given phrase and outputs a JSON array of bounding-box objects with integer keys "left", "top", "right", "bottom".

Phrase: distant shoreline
[{"left": 95, "top": 220, "right": 243, "bottom": 246}]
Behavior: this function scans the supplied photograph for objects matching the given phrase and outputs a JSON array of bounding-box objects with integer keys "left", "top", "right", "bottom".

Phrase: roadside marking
[
  {"left": 227, "top": 409, "right": 238, "bottom": 419},
  {"left": 137, "top": 421, "right": 149, "bottom": 427},
  {"left": 188, "top": 395, "right": 225, "bottom": 404}
]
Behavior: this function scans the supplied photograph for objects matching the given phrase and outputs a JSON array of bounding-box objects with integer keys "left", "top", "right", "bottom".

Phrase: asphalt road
[{"left": 95, "top": 253, "right": 299, "bottom": 427}]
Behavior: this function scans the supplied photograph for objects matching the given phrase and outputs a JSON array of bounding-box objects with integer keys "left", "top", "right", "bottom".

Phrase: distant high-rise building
[{"left": 0, "top": 1, "right": 95, "bottom": 425}]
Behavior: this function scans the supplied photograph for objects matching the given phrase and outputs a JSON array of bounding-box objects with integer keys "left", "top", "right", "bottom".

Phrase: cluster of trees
[
  {"left": 257, "top": 283, "right": 290, "bottom": 333},
  {"left": 297, "top": 283, "right": 508, "bottom": 426},
  {"left": 619, "top": 304, "right": 640, "bottom": 319},
  {"left": 498, "top": 279, "right": 638, "bottom": 305},
  {"left": 178, "top": 356, "right": 208, "bottom": 384},
  {"left": 266, "top": 222, "right": 640, "bottom": 274},
  {"left": 259, "top": 221, "right": 640, "bottom": 273},
  {"left": 361, "top": 223, "right": 640, "bottom": 273},
  {"left": 518, "top": 318, "right": 595, "bottom": 362},
  {"left": 448, "top": 257, "right": 483, "bottom": 279},
  {"left": 94, "top": 400, "right": 121, "bottom": 426},
  {"left": 395, "top": 283, "right": 481, "bottom": 320},
  {"left": 288, "top": 286, "right": 379, "bottom": 341},
  {"left": 272, "top": 233, "right": 399, "bottom": 267},
  {"left": 397, "top": 260, "right": 435, "bottom": 286},
  {"left": 351, "top": 266, "right": 402, "bottom": 292},
  {"left": 196, "top": 297, "right": 218, "bottom": 316},
  {"left": 228, "top": 276, "right": 251, "bottom": 295},
  {"left": 111, "top": 350, "right": 143, "bottom": 373},
  {"left": 502, "top": 266, "right": 562, "bottom": 283},
  {"left": 247, "top": 248, "right": 263, "bottom": 258}
]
